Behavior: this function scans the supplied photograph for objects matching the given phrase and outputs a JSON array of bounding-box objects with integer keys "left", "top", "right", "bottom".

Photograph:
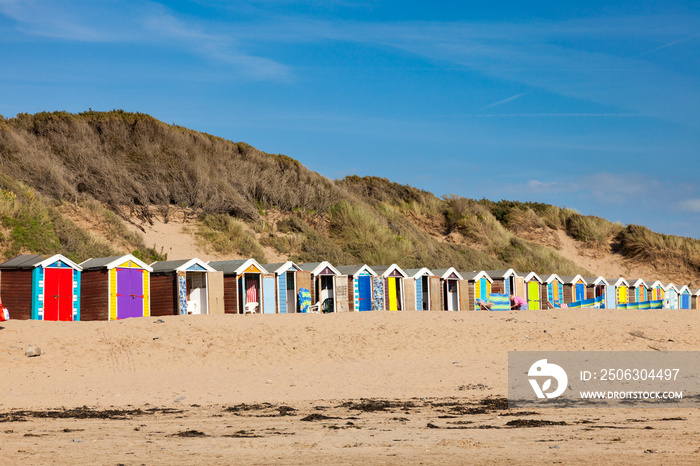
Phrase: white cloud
[{"left": 679, "top": 199, "right": 700, "bottom": 213}]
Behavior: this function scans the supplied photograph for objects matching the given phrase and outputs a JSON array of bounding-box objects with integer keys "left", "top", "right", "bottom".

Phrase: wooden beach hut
[
  {"left": 208, "top": 259, "right": 268, "bottom": 314},
  {"left": 523, "top": 272, "right": 543, "bottom": 310},
  {"left": 679, "top": 285, "right": 692, "bottom": 310},
  {"left": 432, "top": 268, "right": 463, "bottom": 311},
  {"left": 0, "top": 254, "right": 82, "bottom": 321},
  {"left": 460, "top": 271, "right": 492, "bottom": 311},
  {"left": 628, "top": 279, "right": 650, "bottom": 303},
  {"left": 149, "top": 259, "right": 221, "bottom": 316},
  {"left": 583, "top": 276, "right": 608, "bottom": 303},
  {"left": 484, "top": 269, "right": 518, "bottom": 296},
  {"left": 692, "top": 289, "right": 700, "bottom": 310},
  {"left": 560, "top": 275, "right": 587, "bottom": 304},
  {"left": 405, "top": 268, "right": 439, "bottom": 311},
  {"left": 371, "top": 264, "right": 408, "bottom": 311},
  {"left": 541, "top": 274, "right": 565, "bottom": 308},
  {"left": 80, "top": 255, "right": 152, "bottom": 321},
  {"left": 336, "top": 265, "right": 377, "bottom": 312},
  {"left": 261, "top": 262, "right": 303, "bottom": 314},
  {"left": 299, "top": 262, "right": 345, "bottom": 313},
  {"left": 663, "top": 283, "right": 679, "bottom": 309}
]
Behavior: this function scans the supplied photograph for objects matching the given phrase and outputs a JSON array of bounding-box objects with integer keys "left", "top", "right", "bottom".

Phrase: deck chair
[{"left": 244, "top": 302, "right": 259, "bottom": 314}]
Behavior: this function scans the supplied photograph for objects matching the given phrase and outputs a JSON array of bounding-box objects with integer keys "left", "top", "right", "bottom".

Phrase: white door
[{"left": 188, "top": 272, "right": 208, "bottom": 315}]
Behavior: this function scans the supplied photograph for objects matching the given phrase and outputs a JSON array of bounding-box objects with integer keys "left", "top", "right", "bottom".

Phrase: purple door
[{"left": 117, "top": 268, "right": 144, "bottom": 319}]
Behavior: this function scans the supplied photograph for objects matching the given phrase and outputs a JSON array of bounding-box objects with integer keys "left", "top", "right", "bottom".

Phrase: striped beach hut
[
  {"left": 0, "top": 254, "right": 82, "bottom": 321},
  {"left": 336, "top": 265, "right": 377, "bottom": 312},
  {"left": 523, "top": 272, "right": 543, "bottom": 310},
  {"left": 679, "top": 285, "right": 692, "bottom": 310},
  {"left": 149, "top": 259, "right": 221, "bottom": 316},
  {"left": 299, "top": 262, "right": 343, "bottom": 313},
  {"left": 80, "top": 255, "right": 152, "bottom": 320},
  {"left": 261, "top": 262, "right": 303, "bottom": 314},
  {"left": 663, "top": 283, "right": 679, "bottom": 309},
  {"left": 405, "top": 268, "right": 439, "bottom": 311},
  {"left": 484, "top": 269, "right": 518, "bottom": 296},
  {"left": 432, "top": 268, "right": 463, "bottom": 311},
  {"left": 371, "top": 264, "right": 408, "bottom": 311},
  {"left": 541, "top": 274, "right": 565, "bottom": 308},
  {"left": 460, "top": 271, "right": 492, "bottom": 311},
  {"left": 628, "top": 279, "right": 649, "bottom": 303},
  {"left": 561, "top": 275, "right": 587, "bottom": 304},
  {"left": 208, "top": 259, "right": 268, "bottom": 314}
]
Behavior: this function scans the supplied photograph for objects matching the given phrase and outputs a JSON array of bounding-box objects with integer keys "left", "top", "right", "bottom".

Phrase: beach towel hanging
[
  {"left": 298, "top": 287, "right": 311, "bottom": 313},
  {"left": 372, "top": 276, "right": 384, "bottom": 310}
]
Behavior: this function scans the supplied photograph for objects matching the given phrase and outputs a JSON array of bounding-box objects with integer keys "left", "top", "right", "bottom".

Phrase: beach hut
[
  {"left": 541, "top": 274, "right": 565, "bottom": 308},
  {"left": 663, "top": 283, "right": 679, "bottom": 309},
  {"left": 460, "top": 271, "right": 492, "bottom": 311},
  {"left": 603, "top": 278, "right": 629, "bottom": 309},
  {"left": 149, "top": 259, "right": 221, "bottom": 316},
  {"left": 0, "top": 254, "right": 82, "bottom": 321},
  {"left": 484, "top": 269, "right": 518, "bottom": 296},
  {"left": 371, "top": 264, "right": 408, "bottom": 311},
  {"left": 432, "top": 268, "right": 463, "bottom": 311},
  {"left": 336, "top": 265, "right": 377, "bottom": 312},
  {"left": 523, "top": 272, "right": 543, "bottom": 310},
  {"left": 298, "top": 262, "right": 345, "bottom": 313},
  {"left": 261, "top": 262, "right": 304, "bottom": 314},
  {"left": 679, "top": 285, "right": 692, "bottom": 310},
  {"left": 692, "top": 289, "right": 700, "bottom": 310},
  {"left": 583, "top": 276, "right": 608, "bottom": 304},
  {"left": 404, "top": 268, "right": 439, "bottom": 311},
  {"left": 628, "top": 279, "right": 650, "bottom": 303},
  {"left": 560, "top": 275, "right": 587, "bottom": 304},
  {"left": 208, "top": 259, "right": 268, "bottom": 314},
  {"left": 648, "top": 280, "right": 665, "bottom": 302},
  {"left": 80, "top": 255, "right": 152, "bottom": 321}
]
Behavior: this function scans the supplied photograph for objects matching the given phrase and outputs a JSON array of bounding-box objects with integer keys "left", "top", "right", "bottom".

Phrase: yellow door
[
  {"left": 528, "top": 282, "right": 540, "bottom": 310},
  {"left": 388, "top": 278, "right": 398, "bottom": 311},
  {"left": 474, "top": 280, "right": 481, "bottom": 310},
  {"left": 618, "top": 286, "right": 628, "bottom": 304}
]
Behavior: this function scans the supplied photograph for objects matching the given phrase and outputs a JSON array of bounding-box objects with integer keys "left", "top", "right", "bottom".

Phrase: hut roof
[
  {"left": 0, "top": 254, "right": 82, "bottom": 270},
  {"left": 260, "top": 261, "right": 302, "bottom": 274},
  {"left": 298, "top": 261, "right": 340, "bottom": 276},
  {"left": 370, "top": 264, "right": 408, "bottom": 278},
  {"left": 336, "top": 265, "right": 377, "bottom": 277},
  {"left": 606, "top": 277, "right": 630, "bottom": 287},
  {"left": 484, "top": 269, "right": 516, "bottom": 279},
  {"left": 404, "top": 267, "right": 435, "bottom": 278},
  {"left": 150, "top": 258, "right": 215, "bottom": 273},
  {"left": 80, "top": 254, "right": 152, "bottom": 272},
  {"left": 559, "top": 275, "right": 587, "bottom": 285},
  {"left": 432, "top": 267, "right": 464, "bottom": 280},
  {"left": 208, "top": 258, "right": 267, "bottom": 275},
  {"left": 523, "top": 272, "right": 544, "bottom": 283},
  {"left": 460, "top": 271, "right": 491, "bottom": 282},
  {"left": 583, "top": 276, "right": 609, "bottom": 286}
]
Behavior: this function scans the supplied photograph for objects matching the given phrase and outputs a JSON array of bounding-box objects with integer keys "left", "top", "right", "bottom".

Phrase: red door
[{"left": 44, "top": 268, "right": 74, "bottom": 321}]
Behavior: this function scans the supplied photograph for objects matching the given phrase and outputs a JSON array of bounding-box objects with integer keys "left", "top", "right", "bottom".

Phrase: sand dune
[{"left": 1, "top": 310, "right": 699, "bottom": 464}]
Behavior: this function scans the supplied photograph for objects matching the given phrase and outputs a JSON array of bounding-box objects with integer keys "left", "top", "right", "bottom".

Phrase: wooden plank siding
[
  {"left": 150, "top": 273, "right": 178, "bottom": 317},
  {"left": 0, "top": 269, "right": 33, "bottom": 320},
  {"left": 80, "top": 269, "right": 109, "bottom": 321},
  {"left": 346, "top": 276, "right": 356, "bottom": 312},
  {"left": 490, "top": 279, "right": 506, "bottom": 294},
  {"left": 223, "top": 275, "right": 239, "bottom": 314},
  {"left": 459, "top": 279, "right": 471, "bottom": 311}
]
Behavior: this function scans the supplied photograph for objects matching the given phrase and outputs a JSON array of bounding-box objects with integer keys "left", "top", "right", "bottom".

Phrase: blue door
[
  {"left": 606, "top": 286, "right": 616, "bottom": 309},
  {"left": 278, "top": 274, "right": 287, "bottom": 314},
  {"left": 681, "top": 293, "right": 691, "bottom": 309},
  {"left": 575, "top": 283, "right": 585, "bottom": 301},
  {"left": 358, "top": 275, "right": 372, "bottom": 311},
  {"left": 415, "top": 278, "right": 423, "bottom": 311},
  {"left": 262, "top": 276, "right": 276, "bottom": 314}
]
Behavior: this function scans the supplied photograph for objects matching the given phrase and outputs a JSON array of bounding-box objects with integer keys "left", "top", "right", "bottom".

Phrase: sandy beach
[{"left": 2, "top": 310, "right": 700, "bottom": 464}]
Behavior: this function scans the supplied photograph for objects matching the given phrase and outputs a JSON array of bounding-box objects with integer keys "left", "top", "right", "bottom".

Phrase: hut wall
[
  {"left": 0, "top": 269, "right": 32, "bottom": 320},
  {"left": 429, "top": 276, "right": 441, "bottom": 311},
  {"left": 207, "top": 271, "right": 224, "bottom": 314},
  {"left": 335, "top": 275, "right": 349, "bottom": 312},
  {"left": 459, "top": 279, "right": 471, "bottom": 311},
  {"left": 491, "top": 279, "right": 505, "bottom": 294},
  {"left": 150, "top": 274, "right": 178, "bottom": 317},
  {"left": 223, "top": 275, "right": 239, "bottom": 314},
  {"left": 404, "top": 279, "right": 416, "bottom": 311},
  {"left": 80, "top": 269, "right": 109, "bottom": 321}
]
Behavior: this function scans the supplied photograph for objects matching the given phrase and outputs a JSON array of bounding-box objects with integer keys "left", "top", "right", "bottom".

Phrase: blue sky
[{"left": 1, "top": 1, "right": 699, "bottom": 238}]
